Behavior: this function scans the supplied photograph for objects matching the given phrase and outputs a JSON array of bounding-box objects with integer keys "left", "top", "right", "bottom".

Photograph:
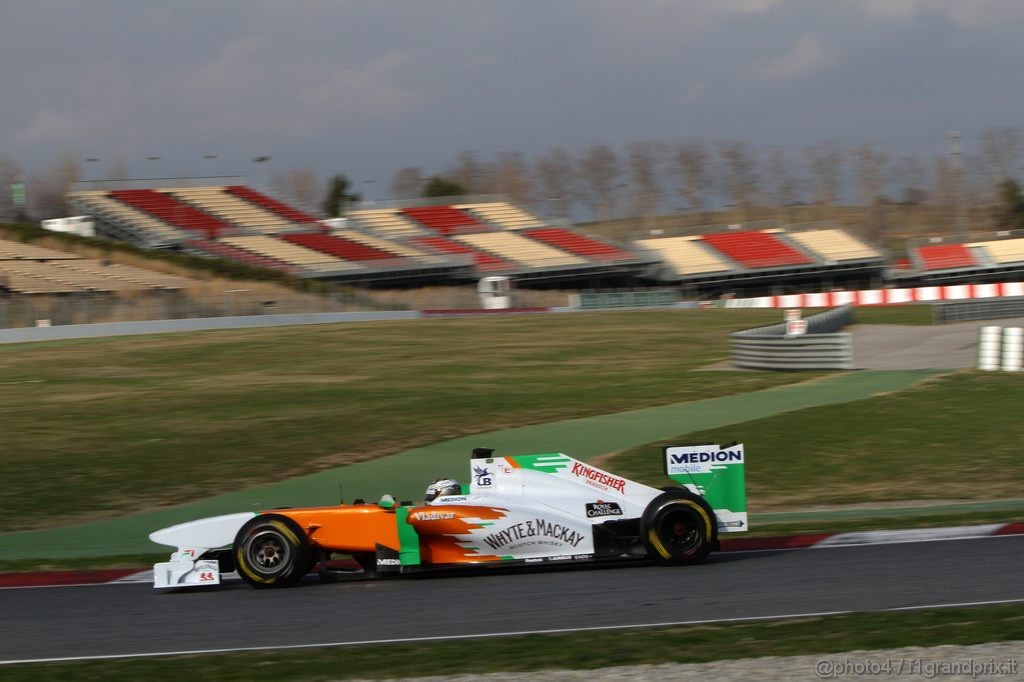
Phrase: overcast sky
[{"left": 2, "top": 0, "right": 1023, "bottom": 197}]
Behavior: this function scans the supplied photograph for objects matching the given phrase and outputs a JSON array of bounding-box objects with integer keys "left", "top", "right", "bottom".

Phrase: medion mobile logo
[{"left": 669, "top": 450, "right": 743, "bottom": 465}]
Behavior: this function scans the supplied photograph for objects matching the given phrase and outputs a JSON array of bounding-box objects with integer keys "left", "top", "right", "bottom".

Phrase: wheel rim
[
  {"left": 246, "top": 529, "right": 292, "bottom": 575},
  {"left": 658, "top": 509, "right": 703, "bottom": 554}
]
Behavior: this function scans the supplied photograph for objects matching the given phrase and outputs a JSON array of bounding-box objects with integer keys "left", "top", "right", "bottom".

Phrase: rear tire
[
  {"left": 233, "top": 514, "right": 311, "bottom": 589},
  {"left": 640, "top": 490, "right": 716, "bottom": 566}
]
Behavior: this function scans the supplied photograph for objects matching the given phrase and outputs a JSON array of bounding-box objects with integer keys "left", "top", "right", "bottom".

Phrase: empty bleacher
[
  {"left": 68, "top": 190, "right": 184, "bottom": 245},
  {"left": 0, "top": 260, "right": 149, "bottom": 293},
  {"left": 787, "top": 229, "right": 881, "bottom": 262},
  {"left": 411, "top": 236, "right": 515, "bottom": 272},
  {"left": 968, "top": 238, "right": 1024, "bottom": 266},
  {"left": 55, "top": 260, "right": 193, "bottom": 289},
  {"left": 347, "top": 209, "right": 426, "bottom": 237},
  {"left": 0, "top": 265, "right": 86, "bottom": 294},
  {"left": 225, "top": 186, "right": 320, "bottom": 226},
  {"left": 339, "top": 231, "right": 451, "bottom": 265},
  {"left": 282, "top": 233, "right": 398, "bottom": 262},
  {"left": 401, "top": 206, "right": 488, "bottom": 236},
  {"left": 701, "top": 231, "right": 814, "bottom": 269},
  {"left": 185, "top": 239, "right": 299, "bottom": 274},
  {"left": 220, "top": 236, "right": 362, "bottom": 273},
  {"left": 456, "top": 232, "right": 587, "bottom": 269},
  {"left": 634, "top": 236, "right": 734, "bottom": 276},
  {"left": 915, "top": 243, "right": 978, "bottom": 271},
  {"left": 0, "top": 240, "right": 82, "bottom": 261},
  {"left": 109, "top": 189, "right": 234, "bottom": 238},
  {"left": 523, "top": 228, "right": 636, "bottom": 261},
  {"left": 455, "top": 202, "right": 545, "bottom": 230},
  {"left": 164, "top": 187, "right": 291, "bottom": 234}
]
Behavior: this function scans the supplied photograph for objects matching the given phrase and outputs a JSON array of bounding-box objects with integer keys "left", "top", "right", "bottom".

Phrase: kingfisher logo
[
  {"left": 669, "top": 450, "right": 743, "bottom": 465},
  {"left": 571, "top": 462, "right": 626, "bottom": 493}
]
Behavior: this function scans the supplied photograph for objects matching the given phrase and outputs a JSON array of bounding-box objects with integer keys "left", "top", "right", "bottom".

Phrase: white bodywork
[{"left": 149, "top": 512, "right": 254, "bottom": 589}]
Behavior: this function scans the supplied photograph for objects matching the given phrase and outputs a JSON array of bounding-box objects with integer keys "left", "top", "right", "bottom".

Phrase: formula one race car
[{"left": 149, "top": 443, "right": 747, "bottom": 589}]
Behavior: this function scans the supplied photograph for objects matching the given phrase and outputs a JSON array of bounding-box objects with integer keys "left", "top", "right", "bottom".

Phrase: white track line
[{"left": 3, "top": 597, "right": 1023, "bottom": 665}]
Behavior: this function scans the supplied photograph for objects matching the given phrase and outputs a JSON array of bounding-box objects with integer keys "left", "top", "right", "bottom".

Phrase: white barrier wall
[{"left": 725, "top": 282, "right": 1024, "bottom": 309}]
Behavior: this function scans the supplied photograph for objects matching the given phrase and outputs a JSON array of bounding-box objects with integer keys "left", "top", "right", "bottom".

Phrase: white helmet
[{"left": 425, "top": 478, "right": 461, "bottom": 503}]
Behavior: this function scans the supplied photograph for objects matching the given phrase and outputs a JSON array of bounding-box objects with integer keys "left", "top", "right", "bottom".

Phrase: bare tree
[
  {"left": 893, "top": 155, "right": 927, "bottom": 205},
  {"left": 491, "top": 151, "right": 532, "bottom": 205},
  {"left": 533, "top": 148, "right": 575, "bottom": 220},
  {"left": 445, "top": 151, "right": 492, "bottom": 195},
  {"left": 672, "top": 140, "right": 714, "bottom": 222},
  {"left": 626, "top": 140, "right": 664, "bottom": 224},
  {"left": 855, "top": 144, "right": 891, "bottom": 242},
  {"left": 28, "top": 152, "right": 80, "bottom": 220},
  {"left": 766, "top": 148, "right": 802, "bottom": 221},
  {"left": 578, "top": 144, "right": 620, "bottom": 222},
  {"left": 272, "top": 167, "right": 321, "bottom": 212},
  {"left": 0, "top": 155, "right": 23, "bottom": 223},
  {"left": 717, "top": 141, "right": 760, "bottom": 221},
  {"left": 802, "top": 141, "right": 845, "bottom": 215},
  {"left": 390, "top": 166, "right": 424, "bottom": 200},
  {"left": 977, "top": 126, "right": 1022, "bottom": 188},
  {"left": 929, "top": 155, "right": 957, "bottom": 209}
]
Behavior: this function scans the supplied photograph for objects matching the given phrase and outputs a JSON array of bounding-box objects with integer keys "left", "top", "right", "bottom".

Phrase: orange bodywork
[
  {"left": 266, "top": 506, "right": 400, "bottom": 554},
  {"left": 262, "top": 503, "right": 513, "bottom": 565}
]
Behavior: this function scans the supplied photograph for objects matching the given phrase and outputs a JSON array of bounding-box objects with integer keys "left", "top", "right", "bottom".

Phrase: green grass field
[
  {"left": 1, "top": 309, "right": 804, "bottom": 532},
  {"left": 607, "top": 371, "right": 1024, "bottom": 509}
]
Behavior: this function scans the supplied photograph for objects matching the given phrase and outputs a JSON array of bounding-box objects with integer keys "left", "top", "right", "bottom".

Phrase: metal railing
[{"left": 934, "top": 297, "right": 1024, "bottom": 323}]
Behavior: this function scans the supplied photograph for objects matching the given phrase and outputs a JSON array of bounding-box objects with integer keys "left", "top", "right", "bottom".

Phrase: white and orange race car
[{"left": 149, "top": 444, "right": 747, "bottom": 589}]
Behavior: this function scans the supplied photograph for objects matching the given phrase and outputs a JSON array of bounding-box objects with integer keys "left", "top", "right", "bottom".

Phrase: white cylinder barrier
[
  {"left": 978, "top": 326, "right": 1002, "bottom": 371},
  {"left": 1002, "top": 327, "right": 1023, "bottom": 372}
]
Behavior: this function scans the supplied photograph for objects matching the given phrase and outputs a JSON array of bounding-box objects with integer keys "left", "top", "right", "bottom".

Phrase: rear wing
[{"left": 663, "top": 443, "right": 747, "bottom": 532}]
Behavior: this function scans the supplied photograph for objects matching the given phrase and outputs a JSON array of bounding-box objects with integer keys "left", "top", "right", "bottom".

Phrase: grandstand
[
  {"left": 455, "top": 202, "right": 545, "bottom": 230},
  {"left": 68, "top": 190, "right": 185, "bottom": 247},
  {"left": 163, "top": 187, "right": 292, "bottom": 234},
  {"left": 219, "top": 236, "right": 364, "bottom": 275},
  {"left": 634, "top": 236, "right": 733, "bottom": 277},
  {"left": 787, "top": 228, "right": 881, "bottom": 263},
  {"left": 401, "top": 206, "right": 489, "bottom": 235},
  {"left": 225, "top": 185, "right": 321, "bottom": 226},
  {"left": 456, "top": 232, "right": 588, "bottom": 269},
  {"left": 108, "top": 189, "right": 236, "bottom": 239},
  {"left": 968, "top": 238, "right": 1024, "bottom": 266},
  {"left": 347, "top": 209, "right": 426, "bottom": 238},
  {"left": 701, "top": 230, "right": 814, "bottom": 269},
  {"left": 410, "top": 235, "right": 516, "bottom": 272},
  {"left": 0, "top": 238, "right": 195, "bottom": 295}
]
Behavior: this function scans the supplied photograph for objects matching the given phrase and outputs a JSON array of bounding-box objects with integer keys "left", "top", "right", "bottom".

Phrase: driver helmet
[{"left": 425, "top": 478, "right": 461, "bottom": 503}]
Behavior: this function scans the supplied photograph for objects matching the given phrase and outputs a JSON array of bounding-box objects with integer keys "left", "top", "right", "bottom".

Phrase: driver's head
[{"left": 424, "top": 478, "right": 460, "bottom": 504}]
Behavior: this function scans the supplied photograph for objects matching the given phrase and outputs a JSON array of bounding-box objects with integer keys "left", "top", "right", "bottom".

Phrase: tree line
[{"left": 5, "top": 127, "right": 1023, "bottom": 238}]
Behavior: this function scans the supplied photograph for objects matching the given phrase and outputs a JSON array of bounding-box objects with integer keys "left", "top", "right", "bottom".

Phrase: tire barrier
[
  {"left": 731, "top": 305, "right": 854, "bottom": 370},
  {"left": 978, "top": 325, "right": 1023, "bottom": 371},
  {"left": 936, "top": 296, "right": 1024, "bottom": 323}
]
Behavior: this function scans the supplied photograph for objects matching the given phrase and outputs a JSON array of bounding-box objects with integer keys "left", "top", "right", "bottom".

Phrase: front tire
[
  {"left": 233, "top": 514, "right": 311, "bottom": 589},
  {"left": 640, "top": 490, "right": 716, "bottom": 566}
]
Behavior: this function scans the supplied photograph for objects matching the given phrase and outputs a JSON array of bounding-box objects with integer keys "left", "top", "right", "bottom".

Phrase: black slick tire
[
  {"left": 233, "top": 514, "right": 311, "bottom": 589},
  {"left": 640, "top": 490, "right": 716, "bottom": 566}
]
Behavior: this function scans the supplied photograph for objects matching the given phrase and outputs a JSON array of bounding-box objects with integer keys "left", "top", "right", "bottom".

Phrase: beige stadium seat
[
  {"left": 164, "top": 187, "right": 289, "bottom": 233},
  {"left": 68, "top": 191, "right": 183, "bottom": 242},
  {"left": 347, "top": 209, "right": 426, "bottom": 237},
  {"left": 456, "top": 232, "right": 586, "bottom": 268},
  {"left": 787, "top": 229, "right": 880, "bottom": 262},
  {"left": 455, "top": 202, "right": 544, "bottom": 230},
  {"left": 634, "top": 236, "right": 733, "bottom": 275},
  {"left": 221, "top": 236, "right": 361, "bottom": 272},
  {"left": 968, "top": 238, "right": 1024, "bottom": 265},
  {"left": 340, "top": 232, "right": 447, "bottom": 264},
  {"left": 0, "top": 239, "right": 81, "bottom": 260},
  {"left": 0, "top": 265, "right": 86, "bottom": 294}
]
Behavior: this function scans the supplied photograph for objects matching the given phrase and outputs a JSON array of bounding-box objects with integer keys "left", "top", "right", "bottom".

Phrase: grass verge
[
  {"left": 606, "top": 371, "right": 1024, "bottom": 509},
  {"left": 5, "top": 605, "right": 1022, "bottom": 680}
]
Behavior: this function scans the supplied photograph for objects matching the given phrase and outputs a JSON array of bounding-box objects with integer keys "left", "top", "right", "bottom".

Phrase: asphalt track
[{"left": 2, "top": 535, "right": 1021, "bottom": 664}]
